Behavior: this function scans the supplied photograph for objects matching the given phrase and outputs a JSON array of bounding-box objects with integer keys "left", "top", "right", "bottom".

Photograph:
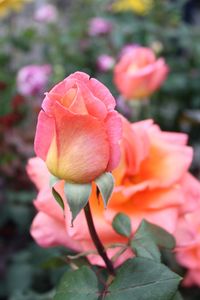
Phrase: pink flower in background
[
  {"left": 88, "top": 17, "right": 112, "bottom": 36},
  {"left": 120, "top": 44, "right": 139, "bottom": 57},
  {"left": 29, "top": 115, "right": 196, "bottom": 268},
  {"left": 97, "top": 54, "right": 115, "bottom": 72},
  {"left": 34, "top": 4, "right": 58, "bottom": 23},
  {"left": 34, "top": 71, "right": 122, "bottom": 183},
  {"left": 17, "top": 65, "right": 52, "bottom": 97},
  {"left": 114, "top": 46, "right": 169, "bottom": 100}
]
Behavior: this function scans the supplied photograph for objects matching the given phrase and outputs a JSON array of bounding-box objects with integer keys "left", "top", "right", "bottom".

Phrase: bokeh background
[{"left": 0, "top": 0, "right": 200, "bottom": 299}]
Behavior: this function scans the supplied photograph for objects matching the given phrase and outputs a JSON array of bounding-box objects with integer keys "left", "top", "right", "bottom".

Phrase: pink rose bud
[
  {"left": 34, "top": 4, "right": 58, "bottom": 23},
  {"left": 88, "top": 17, "right": 112, "bottom": 36},
  {"left": 17, "top": 65, "right": 52, "bottom": 97},
  {"left": 97, "top": 54, "right": 115, "bottom": 72},
  {"left": 114, "top": 46, "right": 169, "bottom": 100},
  {"left": 34, "top": 71, "right": 122, "bottom": 183}
]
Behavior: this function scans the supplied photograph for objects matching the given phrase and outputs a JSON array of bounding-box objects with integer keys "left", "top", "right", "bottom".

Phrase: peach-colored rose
[
  {"left": 114, "top": 46, "right": 169, "bottom": 100},
  {"left": 29, "top": 116, "right": 194, "bottom": 267},
  {"left": 175, "top": 175, "right": 200, "bottom": 286},
  {"left": 34, "top": 71, "right": 122, "bottom": 183}
]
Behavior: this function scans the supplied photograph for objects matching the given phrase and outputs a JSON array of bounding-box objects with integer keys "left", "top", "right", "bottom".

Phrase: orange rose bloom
[{"left": 29, "top": 116, "right": 194, "bottom": 267}]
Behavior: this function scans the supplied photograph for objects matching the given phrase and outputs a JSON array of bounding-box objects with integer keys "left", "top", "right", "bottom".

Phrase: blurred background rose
[
  {"left": 97, "top": 54, "right": 115, "bottom": 72},
  {"left": 34, "top": 4, "right": 58, "bottom": 23},
  {"left": 114, "top": 46, "right": 169, "bottom": 100},
  {"left": 88, "top": 17, "right": 112, "bottom": 36},
  {"left": 17, "top": 65, "right": 52, "bottom": 97}
]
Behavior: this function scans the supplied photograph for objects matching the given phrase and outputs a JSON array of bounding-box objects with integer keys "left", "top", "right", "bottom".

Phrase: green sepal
[
  {"left": 112, "top": 213, "right": 131, "bottom": 237},
  {"left": 95, "top": 172, "right": 114, "bottom": 207},
  {"left": 64, "top": 182, "right": 92, "bottom": 225},
  {"left": 50, "top": 175, "right": 64, "bottom": 210}
]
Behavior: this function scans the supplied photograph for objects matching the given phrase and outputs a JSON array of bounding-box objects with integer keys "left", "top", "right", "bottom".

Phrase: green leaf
[
  {"left": 6, "top": 263, "right": 33, "bottom": 294},
  {"left": 134, "top": 220, "right": 176, "bottom": 249},
  {"left": 50, "top": 175, "right": 64, "bottom": 210},
  {"left": 112, "top": 213, "right": 131, "bottom": 237},
  {"left": 10, "top": 291, "right": 55, "bottom": 300},
  {"left": 131, "top": 237, "right": 161, "bottom": 262},
  {"left": 64, "top": 182, "right": 92, "bottom": 225},
  {"left": 95, "top": 172, "right": 114, "bottom": 207},
  {"left": 54, "top": 266, "right": 99, "bottom": 300},
  {"left": 105, "top": 258, "right": 181, "bottom": 300},
  {"left": 41, "top": 257, "right": 67, "bottom": 270},
  {"left": 131, "top": 220, "right": 175, "bottom": 262},
  {"left": 171, "top": 292, "right": 183, "bottom": 300}
]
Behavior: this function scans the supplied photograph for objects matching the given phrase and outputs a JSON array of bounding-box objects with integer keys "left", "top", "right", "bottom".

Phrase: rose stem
[{"left": 84, "top": 202, "right": 115, "bottom": 276}]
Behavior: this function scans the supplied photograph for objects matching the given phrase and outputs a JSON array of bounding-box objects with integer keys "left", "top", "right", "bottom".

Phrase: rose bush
[
  {"left": 29, "top": 115, "right": 196, "bottom": 267},
  {"left": 34, "top": 71, "right": 122, "bottom": 184},
  {"left": 114, "top": 46, "right": 169, "bottom": 100}
]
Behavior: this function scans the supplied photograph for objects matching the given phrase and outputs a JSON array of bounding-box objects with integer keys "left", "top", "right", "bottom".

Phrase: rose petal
[
  {"left": 46, "top": 102, "right": 110, "bottom": 183},
  {"left": 89, "top": 77, "right": 116, "bottom": 111},
  {"left": 105, "top": 111, "right": 122, "bottom": 171},
  {"left": 34, "top": 110, "right": 55, "bottom": 161},
  {"left": 30, "top": 212, "right": 81, "bottom": 251},
  {"left": 26, "top": 157, "right": 49, "bottom": 190}
]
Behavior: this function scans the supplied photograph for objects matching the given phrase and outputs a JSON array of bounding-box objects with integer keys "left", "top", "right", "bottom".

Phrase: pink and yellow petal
[
  {"left": 34, "top": 110, "right": 55, "bottom": 161},
  {"left": 46, "top": 103, "right": 110, "bottom": 183}
]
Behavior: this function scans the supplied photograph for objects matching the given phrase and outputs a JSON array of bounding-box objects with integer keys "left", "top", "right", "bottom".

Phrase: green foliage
[
  {"left": 9, "top": 291, "right": 55, "bottom": 300},
  {"left": 112, "top": 213, "right": 131, "bottom": 237},
  {"left": 54, "top": 258, "right": 181, "bottom": 300},
  {"left": 54, "top": 266, "right": 99, "bottom": 300},
  {"left": 1, "top": 245, "right": 67, "bottom": 299},
  {"left": 131, "top": 220, "right": 175, "bottom": 262},
  {"left": 0, "top": 191, "right": 35, "bottom": 231},
  {"left": 105, "top": 258, "right": 181, "bottom": 300},
  {"left": 172, "top": 292, "right": 183, "bottom": 300},
  {"left": 54, "top": 218, "right": 181, "bottom": 299},
  {"left": 131, "top": 236, "right": 161, "bottom": 262}
]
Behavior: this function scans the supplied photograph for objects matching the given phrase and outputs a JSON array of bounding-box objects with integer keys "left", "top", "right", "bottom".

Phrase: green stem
[{"left": 84, "top": 202, "right": 115, "bottom": 276}]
